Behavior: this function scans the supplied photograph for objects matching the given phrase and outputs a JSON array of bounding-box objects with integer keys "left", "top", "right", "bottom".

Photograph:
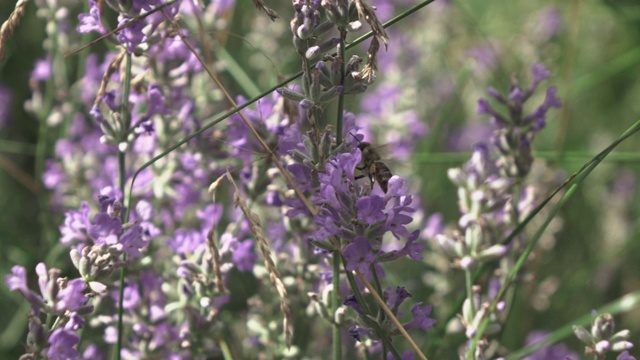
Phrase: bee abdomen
[{"left": 373, "top": 161, "right": 392, "bottom": 193}]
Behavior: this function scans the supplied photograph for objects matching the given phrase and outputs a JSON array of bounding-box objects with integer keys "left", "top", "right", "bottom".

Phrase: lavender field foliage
[{"left": 2, "top": 0, "right": 640, "bottom": 359}]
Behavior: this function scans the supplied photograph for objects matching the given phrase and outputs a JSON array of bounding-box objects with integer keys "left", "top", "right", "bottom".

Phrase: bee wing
[{"left": 373, "top": 143, "right": 393, "bottom": 159}]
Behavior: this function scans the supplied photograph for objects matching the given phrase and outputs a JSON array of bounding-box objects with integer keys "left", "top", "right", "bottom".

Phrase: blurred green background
[{"left": 2, "top": 0, "right": 640, "bottom": 358}]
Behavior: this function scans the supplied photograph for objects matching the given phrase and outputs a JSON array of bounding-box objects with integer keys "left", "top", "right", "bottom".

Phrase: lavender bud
[
  {"left": 330, "top": 56, "right": 343, "bottom": 86},
  {"left": 436, "top": 234, "right": 464, "bottom": 258},
  {"left": 477, "top": 244, "right": 508, "bottom": 262},
  {"left": 290, "top": 149, "right": 311, "bottom": 163},
  {"left": 296, "top": 24, "right": 311, "bottom": 40},
  {"left": 345, "top": 84, "right": 368, "bottom": 94},
  {"left": 309, "top": 69, "right": 322, "bottom": 102},
  {"left": 573, "top": 325, "right": 594, "bottom": 344},
  {"left": 311, "top": 20, "right": 335, "bottom": 37},
  {"left": 78, "top": 255, "right": 91, "bottom": 279},
  {"left": 319, "top": 86, "right": 342, "bottom": 102},
  {"left": 465, "top": 224, "right": 483, "bottom": 251},
  {"left": 611, "top": 330, "right": 632, "bottom": 342},
  {"left": 612, "top": 341, "right": 634, "bottom": 352},
  {"left": 319, "top": 126, "right": 334, "bottom": 159},
  {"left": 290, "top": 17, "right": 301, "bottom": 36},
  {"left": 346, "top": 55, "right": 364, "bottom": 72},
  {"left": 487, "top": 87, "right": 506, "bottom": 104},
  {"left": 70, "top": 248, "right": 81, "bottom": 270},
  {"left": 306, "top": 38, "right": 341, "bottom": 60},
  {"left": 315, "top": 62, "right": 333, "bottom": 88},
  {"left": 27, "top": 316, "right": 45, "bottom": 346},
  {"left": 321, "top": 0, "right": 343, "bottom": 25},
  {"left": 293, "top": 36, "right": 308, "bottom": 55},
  {"left": 88, "top": 281, "right": 107, "bottom": 294},
  {"left": 300, "top": 99, "right": 315, "bottom": 109},
  {"left": 459, "top": 256, "right": 474, "bottom": 270},
  {"left": 276, "top": 87, "right": 305, "bottom": 101},
  {"left": 592, "top": 313, "right": 615, "bottom": 340},
  {"left": 595, "top": 340, "right": 611, "bottom": 354}
]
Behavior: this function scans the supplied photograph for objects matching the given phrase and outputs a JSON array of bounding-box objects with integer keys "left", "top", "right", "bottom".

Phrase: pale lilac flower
[
  {"left": 386, "top": 286, "right": 412, "bottom": 311},
  {"left": 88, "top": 213, "right": 122, "bottom": 246},
  {"left": 532, "top": 7, "right": 563, "bottom": 42},
  {"left": 116, "top": 15, "right": 146, "bottom": 52},
  {"left": 118, "top": 224, "right": 146, "bottom": 258},
  {"left": 55, "top": 279, "right": 87, "bottom": 312},
  {"left": 31, "top": 57, "right": 52, "bottom": 81},
  {"left": 232, "top": 240, "right": 259, "bottom": 272},
  {"left": 523, "top": 331, "right": 579, "bottom": 360},
  {"left": 47, "top": 328, "right": 80, "bottom": 360},
  {"left": 344, "top": 236, "right": 376, "bottom": 278},
  {"left": 357, "top": 196, "right": 386, "bottom": 224},
  {"left": 618, "top": 351, "right": 637, "bottom": 360},
  {"left": 77, "top": 0, "right": 107, "bottom": 34},
  {"left": 404, "top": 303, "right": 436, "bottom": 332},
  {"left": 348, "top": 326, "right": 371, "bottom": 342},
  {"left": 60, "top": 201, "right": 92, "bottom": 245}
]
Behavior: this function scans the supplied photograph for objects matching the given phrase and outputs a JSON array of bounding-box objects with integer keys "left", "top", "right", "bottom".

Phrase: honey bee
[{"left": 357, "top": 142, "right": 393, "bottom": 193}]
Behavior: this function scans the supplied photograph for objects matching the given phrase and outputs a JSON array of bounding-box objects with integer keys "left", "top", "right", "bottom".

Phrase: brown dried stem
[
  {"left": 225, "top": 170, "right": 294, "bottom": 347},
  {"left": 94, "top": 50, "right": 126, "bottom": 107},
  {"left": 0, "top": 0, "right": 29, "bottom": 60}
]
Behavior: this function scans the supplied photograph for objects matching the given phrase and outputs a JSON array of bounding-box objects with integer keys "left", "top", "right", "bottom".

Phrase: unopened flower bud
[
  {"left": 277, "top": 87, "right": 306, "bottom": 102},
  {"left": 573, "top": 325, "right": 593, "bottom": 344},
  {"left": 592, "top": 313, "right": 615, "bottom": 340},
  {"left": 611, "top": 341, "right": 634, "bottom": 352}
]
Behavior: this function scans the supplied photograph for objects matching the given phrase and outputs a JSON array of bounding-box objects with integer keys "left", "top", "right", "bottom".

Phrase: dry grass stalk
[
  {"left": 0, "top": 0, "right": 29, "bottom": 60},
  {"left": 94, "top": 50, "right": 126, "bottom": 107},
  {"left": 354, "top": 0, "right": 388, "bottom": 47},
  {"left": 162, "top": 12, "right": 318, "bottom": 217},
  {"left": 252, "top": 0, "right": 279, "bottom": 21},
  {"left": 225, "top": 169, "right": 294, "bottom": 348},
  {"left": 206, "top": 229, "right": 226, "bottom": 295}
]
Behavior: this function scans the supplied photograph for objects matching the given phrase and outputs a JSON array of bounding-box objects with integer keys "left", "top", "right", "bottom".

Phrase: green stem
[
  {"left": 341, "top": 258, "right": 401, "bottom": 359},
  {"left": 465, "top": 118, "right": 640, "bottom": 358},
  {"left": 465, "top": 268, "right": 475, "bottom": 315},
  {"left": 335, "top": 29, "right": 347, "bottom": 146},
  {"left": 34, "top": 14, "right": 62, "bottom": 248},
  {"left": 332, "top": 251, "right": 342, "bottom": 360},
  {"left": 115, "top": 51, "right": 133, "bottom": 360}
]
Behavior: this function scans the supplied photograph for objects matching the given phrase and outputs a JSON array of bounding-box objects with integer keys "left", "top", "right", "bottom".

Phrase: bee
[{"left": 357, "top": 142, "right": 393, "bottom": 193}]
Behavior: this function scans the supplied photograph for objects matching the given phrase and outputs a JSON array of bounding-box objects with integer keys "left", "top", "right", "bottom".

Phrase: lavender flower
[
  {"left": 477, "top": 63, "right": 562, "bottom": 178},
  {"left": 574, "top": 313, "right": 634, "bottom": 358},
  {"left": 47, "top": 328, "right": 80, "bottom": 360},
  {"left": 404, "top": 303, "right": 436, "bottom": 332},
  {"left": 344, "top": 236, "right": 377, "bottom": 278},
  {"left": 523, "top": 331, "right": 579, "bottom": 360}
]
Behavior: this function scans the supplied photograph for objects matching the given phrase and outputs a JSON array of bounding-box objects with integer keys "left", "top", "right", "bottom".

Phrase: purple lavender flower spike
[
  {"left": 344, "top": 294, "right": 364, "bottom": 314},
  {"left": 523, "top": 331, "right": 579, "bottom": 360},
  {"left": 55, "top": 279, "right": 88, "bottom": 312},
  {"left": 47, "top": 328, "right": 80, "bottom": 360},
  {"left": 386, "top": 286, "right": 412, "bottom": 310},
  {"left": 232, "top": 240, "right": 259, "bottom": 272},
  {"left": 77, "top": 0, "right": 107, "bottom": 35},
  {"left": 344, "top": 236, "right": 376, "bottom": 278},
  {"left": 348, "top": 326, "right": 370, "bottom": 342},
  {"left": 60, "top": 202, "right": 93, "bottom": 245},
  {"left": 404, "top": 303, "right": 436, "bottom": 332},
  {"left": 118, "top": 224, "right": 147, "bottom": 258},
  {"left": 356, "top": 195, "right": 386, "bottom": 224}
]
